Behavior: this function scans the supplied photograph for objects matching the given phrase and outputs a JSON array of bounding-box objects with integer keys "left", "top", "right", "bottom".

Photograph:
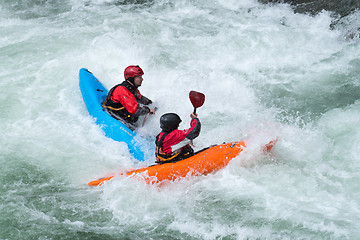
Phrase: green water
[{"left": 1, "top": 0, "right": 359, "bottom": 239}]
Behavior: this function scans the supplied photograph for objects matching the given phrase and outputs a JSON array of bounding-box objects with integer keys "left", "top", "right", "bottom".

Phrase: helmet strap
[{"left": 126, "top": 77, "right": 135, "bottom": 85}]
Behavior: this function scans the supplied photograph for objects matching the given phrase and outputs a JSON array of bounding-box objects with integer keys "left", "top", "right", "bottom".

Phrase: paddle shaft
[{"left": 142, "top": 107, "right": 157, "bottom": 127}]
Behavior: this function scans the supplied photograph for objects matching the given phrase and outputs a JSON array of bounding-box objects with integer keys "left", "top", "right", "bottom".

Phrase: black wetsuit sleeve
[
  {"left": 139, "top": 95, "right": 152, "bottom": 105},
  {"left": 186, "top": 118, "right": 201, "bottom": 140}
]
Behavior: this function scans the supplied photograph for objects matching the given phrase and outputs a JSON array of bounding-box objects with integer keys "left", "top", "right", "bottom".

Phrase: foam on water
[{"left": 1, "top": 0, "right": 360, "bottom": 239}]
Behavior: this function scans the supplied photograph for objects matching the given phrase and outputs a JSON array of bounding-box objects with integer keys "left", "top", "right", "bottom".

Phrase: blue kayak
[{"left": 79, "top": 68, "right": 152, "bottom": 162}]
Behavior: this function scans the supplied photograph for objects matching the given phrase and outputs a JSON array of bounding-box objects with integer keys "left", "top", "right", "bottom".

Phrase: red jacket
[
  {"left": 103, "top": 80, "right": 152, "bottom": 124},
  {"left": 156, "top": 118, "right": 201, "bottom": 163},
  {"left": 110, "top": 86, "right": 141, "bottom": 114}
]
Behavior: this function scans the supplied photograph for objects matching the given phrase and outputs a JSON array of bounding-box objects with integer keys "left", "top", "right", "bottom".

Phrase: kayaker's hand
[
  {"left": 190, "top": 113, "right": 198, "bottom": 118},
  {"left": 150, "top": 108, "right": 156, "bottom": 114}
]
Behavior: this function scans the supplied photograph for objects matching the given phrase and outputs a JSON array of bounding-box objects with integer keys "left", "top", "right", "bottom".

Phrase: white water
[{"left": 1, "top": 0, "right": 360, "bottom": 239}]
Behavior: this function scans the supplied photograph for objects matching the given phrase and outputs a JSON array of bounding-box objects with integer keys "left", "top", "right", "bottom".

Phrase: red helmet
[{"left": 124, "top": 65, "right": 144, "bottom": 80}]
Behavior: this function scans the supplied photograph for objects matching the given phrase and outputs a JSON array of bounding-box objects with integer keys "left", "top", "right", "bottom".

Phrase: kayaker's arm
[
  {"left": 170, "top": 117, "right": 200, "bottom": 152},
  {"left": 139, "top": 95, "right": 152, "bottom": 105},
  {"left": 185, "top": 117, "right": 201, "bottom": 140}
]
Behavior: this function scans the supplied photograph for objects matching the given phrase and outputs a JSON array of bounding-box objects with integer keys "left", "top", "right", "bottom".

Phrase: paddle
[
  {"left": 189, "top": 90, "right": 205, "bottom": 114},
  {"left": 142, "top": 107, "right": 157, "bottom": 127}
]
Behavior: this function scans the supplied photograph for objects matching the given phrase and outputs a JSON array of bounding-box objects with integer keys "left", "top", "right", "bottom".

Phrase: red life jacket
[
  {"left": 102, "top": 80, "right": 148, "bottom": 123},
  {"left": 155, "top": 118, "right": 201, "bottom": 164},
  {"left": 103, "top": 81, "right": 141, "bottom": 112}
]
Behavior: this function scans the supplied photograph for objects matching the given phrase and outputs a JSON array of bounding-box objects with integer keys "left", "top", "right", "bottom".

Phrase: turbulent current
[{"left": 1, "top": 0, "right": 359, "bottom": 239}]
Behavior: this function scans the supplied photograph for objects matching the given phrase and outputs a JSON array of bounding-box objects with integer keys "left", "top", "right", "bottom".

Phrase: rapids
[{"left": 1, "top": 0, "right": 359, "bottom": 239}]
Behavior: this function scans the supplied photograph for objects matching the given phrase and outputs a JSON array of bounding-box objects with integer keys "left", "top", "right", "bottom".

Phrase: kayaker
[
  {"left": 102, "top": 65, "right": 156, "bottom": 128},
  {"left": 155, "top": 112, "right": 201, "bottom": 164}
]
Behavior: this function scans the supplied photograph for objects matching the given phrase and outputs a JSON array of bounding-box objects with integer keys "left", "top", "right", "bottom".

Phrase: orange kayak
[{"left": 88, "top": 139, "right": 277, "bottom": 186}]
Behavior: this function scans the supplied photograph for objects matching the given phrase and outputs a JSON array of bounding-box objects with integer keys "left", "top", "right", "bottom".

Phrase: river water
[{"left": 1, "top": 0, "right": 359, "bottom": 239}]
